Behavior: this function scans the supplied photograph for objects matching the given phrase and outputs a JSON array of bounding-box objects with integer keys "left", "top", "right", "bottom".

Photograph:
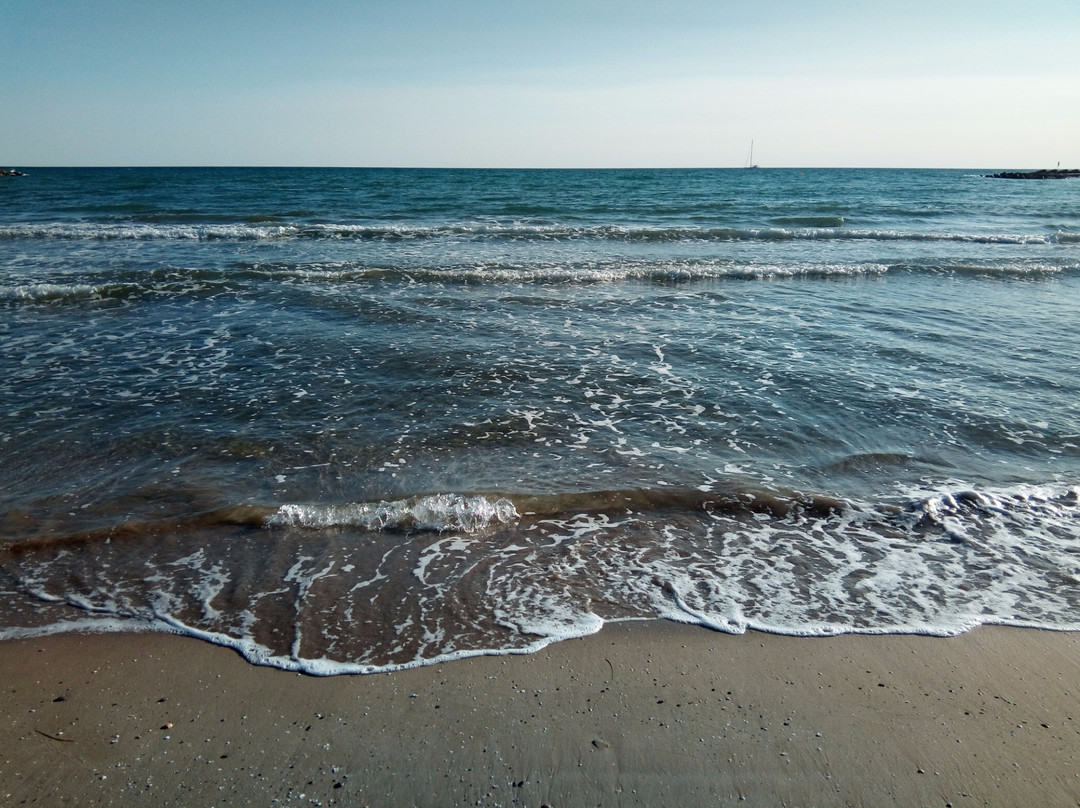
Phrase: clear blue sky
[{"left": 2, "top": 0, "right": 1078, "bottom": 167}]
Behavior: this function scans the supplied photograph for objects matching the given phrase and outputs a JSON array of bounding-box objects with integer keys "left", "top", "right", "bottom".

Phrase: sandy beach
[{"left": 2, "top": 622, "right": 1078, "bottom": 807}]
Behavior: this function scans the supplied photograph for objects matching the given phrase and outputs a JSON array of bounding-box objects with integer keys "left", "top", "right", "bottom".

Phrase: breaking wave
[
  {"left": 267, "top": 494, "right": 520, "bottom": 533},
  {"left": 0, "top": 282, "right": 143, "bottom": 303},
  {"left": 6, "top": 260, "right": 1070, "bottom": 308},
  {"left": 1, "top": 221, "right": 1073, "bottom": 245}
]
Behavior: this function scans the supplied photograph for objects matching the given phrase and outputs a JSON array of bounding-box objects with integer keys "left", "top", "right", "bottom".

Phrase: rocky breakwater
[
  {"left": 1, "top": 168, "right": 28, "bottom": 177},
  {"left": 987, "top": 168, "right": 1080, "bottom": 179}
]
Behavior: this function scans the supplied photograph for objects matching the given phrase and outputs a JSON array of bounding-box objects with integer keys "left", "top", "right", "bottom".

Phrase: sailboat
[{"left": 745, "top": 140, "right": 759, "bottom": 169}]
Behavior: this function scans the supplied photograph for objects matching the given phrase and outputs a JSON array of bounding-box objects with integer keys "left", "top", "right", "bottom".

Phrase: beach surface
[{"left": 2, "top": 623, "right": 1078, "bottom": 807}]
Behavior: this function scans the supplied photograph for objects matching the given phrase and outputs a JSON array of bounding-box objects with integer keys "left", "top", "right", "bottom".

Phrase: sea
[{"left": 1, "top": 167, "right": 1078, "bottom": 674}]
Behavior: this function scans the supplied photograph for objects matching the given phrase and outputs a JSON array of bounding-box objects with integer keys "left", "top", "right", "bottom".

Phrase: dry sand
[{"left": 1, "top": 622, "right": 1078, "bottom": 807}]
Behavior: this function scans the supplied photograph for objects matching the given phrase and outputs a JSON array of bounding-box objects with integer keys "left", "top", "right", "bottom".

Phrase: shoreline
[{"left": 2, "top": 622, "right": 1078, "bottom": 806}]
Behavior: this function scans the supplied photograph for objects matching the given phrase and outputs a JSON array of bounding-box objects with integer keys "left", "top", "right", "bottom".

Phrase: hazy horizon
[{"left": 6, "top": 165, "right": 1074, "bottom": 171}]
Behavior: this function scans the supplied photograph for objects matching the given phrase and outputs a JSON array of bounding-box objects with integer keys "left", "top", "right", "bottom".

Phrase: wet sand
[{"left": 1, "top": 622, "right": 1078, "bottom": 807}]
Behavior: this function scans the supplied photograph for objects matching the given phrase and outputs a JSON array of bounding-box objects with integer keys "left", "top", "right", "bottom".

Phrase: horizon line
[{"left": 4, "top": 164, "right": 1062, "bottom": 172}]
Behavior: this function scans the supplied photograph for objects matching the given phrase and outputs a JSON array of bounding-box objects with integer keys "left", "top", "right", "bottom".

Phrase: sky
[{"left": 2, "top": 0, "right": 1078, "bottom": 168}]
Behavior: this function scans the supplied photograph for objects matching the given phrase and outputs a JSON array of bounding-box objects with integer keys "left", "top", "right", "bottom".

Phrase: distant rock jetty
[
  {"left": 1, "top": 168, "right": 27, "bottom": 177},
  {"left": 986, "top": 168, "right": 1079, "bottom": 180}
]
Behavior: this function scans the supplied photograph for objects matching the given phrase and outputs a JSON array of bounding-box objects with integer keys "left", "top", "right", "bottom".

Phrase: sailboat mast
[{"left": 745, "top": 140, "right": 758, "bottom": 169}]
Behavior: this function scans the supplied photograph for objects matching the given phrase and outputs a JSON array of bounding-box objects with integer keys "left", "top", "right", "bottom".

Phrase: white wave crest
[
  {"left": 0, "top": 283, "right": 102, "bottom": 301},
  {"left": 1, "top": 220, "right": 1067, "bottom": 246},
  {"left": 0, "top": 222, "right": 297, "bottom": 241},
  {"left": 267, "top": 494, "right": 520, "bottom": 533}
]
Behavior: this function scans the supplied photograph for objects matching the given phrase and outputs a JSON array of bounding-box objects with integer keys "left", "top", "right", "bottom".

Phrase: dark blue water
[{"left": 2, "top": 168, "right": 1078, "bottom": 673}]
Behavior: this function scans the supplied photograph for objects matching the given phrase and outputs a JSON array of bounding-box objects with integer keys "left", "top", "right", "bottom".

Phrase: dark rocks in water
[
  {"left": 986, "top": 168, "right": 1080, "bottom": 180},
  {"left": 1, "top": 168, "right": 27, "bottom": 177}
]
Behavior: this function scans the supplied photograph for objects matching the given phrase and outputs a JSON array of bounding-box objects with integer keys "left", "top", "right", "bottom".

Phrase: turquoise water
[{"left": 1, "top": 168, "right": 1078, "bottom": 673}]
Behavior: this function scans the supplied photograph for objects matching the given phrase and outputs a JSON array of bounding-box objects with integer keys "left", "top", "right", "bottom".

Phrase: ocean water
[{"left": 1, "top": 167, "right": 1078, "bottom": 674}]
